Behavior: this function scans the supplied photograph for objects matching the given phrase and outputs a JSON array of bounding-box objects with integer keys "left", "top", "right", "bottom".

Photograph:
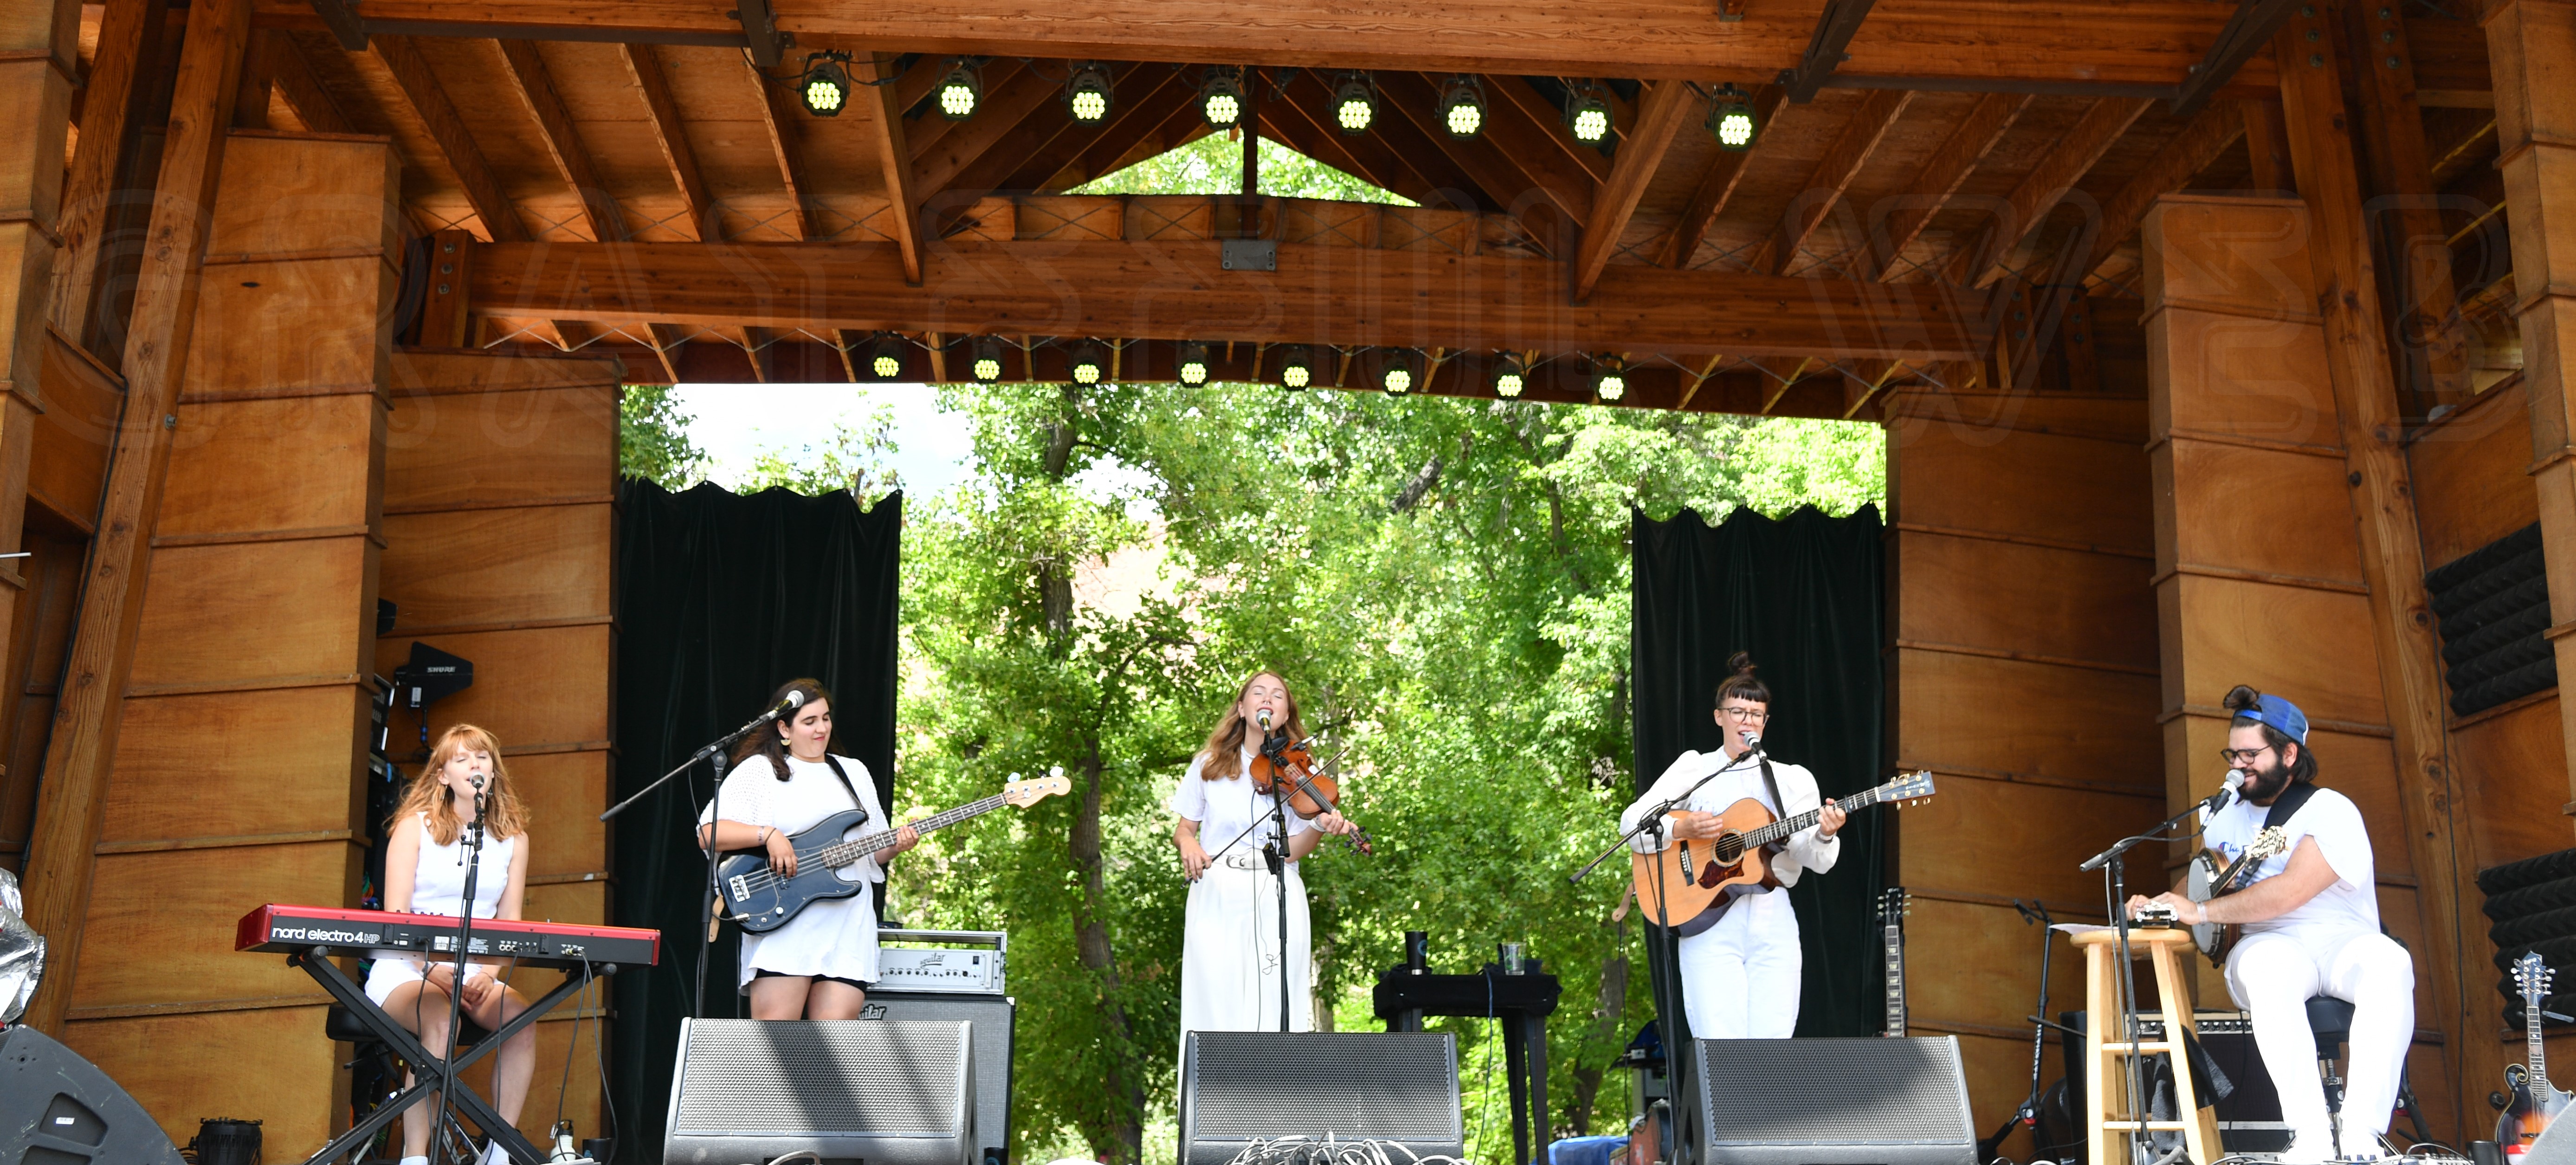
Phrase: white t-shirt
[
  {"left": 1618, "top": 749, "right": 1840, "bottom": 886},
  {"left": 1169, "top": 749, "right": 1315, "bottom": 860},
  {"left": 2204, "top": 784, "right": 2378, "bottom": 943},
  {"left": 698, "top": 753, "right": 890, "bottom": 988}
]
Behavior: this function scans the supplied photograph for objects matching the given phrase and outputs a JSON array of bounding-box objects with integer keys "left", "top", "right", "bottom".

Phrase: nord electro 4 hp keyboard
[{"left": 235, "top": 903, "right": 662, "bottom": 969}]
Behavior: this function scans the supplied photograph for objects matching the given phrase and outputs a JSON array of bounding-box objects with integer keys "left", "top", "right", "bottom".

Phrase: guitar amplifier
[
  {"left": 877, "top": 929, "right": 1007, "bottom": 994},
  {"left": 663, "top": 1018, "right": 974, "bottom": 1165},
  {"left": 2061, "top": 1011, "right": 2288, "bottom": 1153},
  {"left": 1695, "top": 1036, "right": 1976, "bottom": 1165}
]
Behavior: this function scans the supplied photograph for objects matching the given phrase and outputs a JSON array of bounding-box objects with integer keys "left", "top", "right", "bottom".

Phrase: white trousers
[
  {"left": 1676, "top": 888, "right": 1801, "bottom": 1040},
  {"left": 2225, "top": 930, "right": 2415, "bottom": 1154},
  {"left": 1176, "top": 858, "right": 1312, "bottom": 1056}
]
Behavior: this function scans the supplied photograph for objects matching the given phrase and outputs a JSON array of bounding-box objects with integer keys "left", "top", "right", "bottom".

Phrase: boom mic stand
[
  {"left": 2077, "top": 797, "right": 2214, "bottom": 1165},
  {"left": 1977, "top": 899, "right": 2065, "bottom": 1162},
  {"left": 436, "top": 775, "right": 493, "bottom": 1165}
]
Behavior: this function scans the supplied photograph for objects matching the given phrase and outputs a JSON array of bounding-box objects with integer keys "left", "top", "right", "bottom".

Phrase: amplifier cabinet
[
  {"left": 862, "top": 990, "right": 1017, "bottom": 1165},
  {"left": 1695, "top": 1036, "right": 1977, "bottom": 1165},
  {"left": 664, "top": 1018, "right": 974, "bottom": 1165},
  {"left": 1181, "top": 1031, "right": 1462, "bottom": 1165}
]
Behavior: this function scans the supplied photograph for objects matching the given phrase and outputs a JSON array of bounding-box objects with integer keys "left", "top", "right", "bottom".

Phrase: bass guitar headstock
[{"left": 1005, "top": 772, "right": 1074, "bottom": 807}]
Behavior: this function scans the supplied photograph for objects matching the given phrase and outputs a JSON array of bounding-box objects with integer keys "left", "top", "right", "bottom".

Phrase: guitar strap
[
  {"left": 820, "top": 754, "right": 870, "bottom": 822},
  {"left": 1756, "top": 756, "right": 1787, "bottom": 840},
  {"left": 2260, "top": 779, "right": 2320, "bottom": 831}
]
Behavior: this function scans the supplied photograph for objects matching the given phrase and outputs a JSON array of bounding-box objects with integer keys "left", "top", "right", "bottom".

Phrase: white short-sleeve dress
[
  {"left": 1171, "top": 749, "right": 1317, "bottom": 1041},
  {"left": 363, "top": 812, "right": 519, "bottom": 1007},
  {"left": 697, "top": 753, "right": 890, "bottom": 991}
]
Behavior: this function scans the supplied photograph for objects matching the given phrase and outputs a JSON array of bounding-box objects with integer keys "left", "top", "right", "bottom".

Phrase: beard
[{"left": 2241, "top": 750, "right": 2296, "bottom": 803}]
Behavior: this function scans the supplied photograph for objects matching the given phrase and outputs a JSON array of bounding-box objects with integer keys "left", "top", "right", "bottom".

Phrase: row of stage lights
[
  {"left": 796, "top": 56, "right": 1764, "bottom": 152},
  {"left": 860, "top": 336, "right": 1629, "bottom": 401}
]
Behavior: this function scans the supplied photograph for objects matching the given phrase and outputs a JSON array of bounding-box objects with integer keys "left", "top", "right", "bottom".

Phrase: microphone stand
[
  {"left": 1260, "top": 729, "right": 1295, "bottom": 1033},
  {"left": 436, "top": 778, "right": 491, "bottom": 1165},
  {"left": 2076, "top": 792, "right": 2221, "bottom": 1165}
]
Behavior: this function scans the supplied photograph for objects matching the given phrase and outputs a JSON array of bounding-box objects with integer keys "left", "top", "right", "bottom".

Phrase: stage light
[
  {"left": 1200, "top": 68, "right": 1246, "bottom": 130},
  {"left": 1708, "top": 83, "right": 1759, "bottom": 151},
  {"left": 1565, "top": 84, "right": 1613, "bottom": 145},
  {"left": 798, "top": 52, "right": 852, "bottom": 118},
  {"left": 1278, "top": 346, "right": 1314, "bottom": 390},
  {"left": 968, "top": 336, "right": 1006, "bottom": 383},
  {"left": 1438, "top": 77, "right": 1485, "bottom": 139},
  {"left": 936, "top": 59, "right": 982, "bottom": 121},
  {"left": 1490, "top": 352, "right": 1527, "bottom": 399},
  {"left": 868, "top": 335, "right": 907, "bottom": 380},
  {"left": 1065, "top": 63, "right": 1113, "bottom": 122},
  {"left": 1379, "top": 348, "right": 1423, "bottom": 395},
  {"left": 1590, "top": 354, "right": 1627, "bottom": 402},
  {"left": 1069, "top": 341, "right": 1108, "bottom": 386},
  {"left": 1176, "top": 341, "right": 1212, "bottom": 386},
  {"left": 1333, "top": 73, "right": 1375, "bottom": 135}
]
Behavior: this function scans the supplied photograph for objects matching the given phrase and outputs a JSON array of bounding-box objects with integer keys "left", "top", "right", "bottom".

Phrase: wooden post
[
  {"left": 16, "top": 0, "right": 250, "bottom": 1034},
  {"left": 2275, "top": 8, "right": 2473, "bottom": 1131},
  {"left": 2337, "top": 0, "right": 2472, "bottom": 416},
  {"left": 2485, "top": 0, "right": 2576, "bottom": 829},
  {"left": 46, "top": 0, "right": 163, "bottom": 347}
]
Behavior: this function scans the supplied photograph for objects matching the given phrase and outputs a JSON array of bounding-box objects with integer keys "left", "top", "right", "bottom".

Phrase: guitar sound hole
[{"left": 1711, "top": 835, "right": 1743, "bottom": 865}]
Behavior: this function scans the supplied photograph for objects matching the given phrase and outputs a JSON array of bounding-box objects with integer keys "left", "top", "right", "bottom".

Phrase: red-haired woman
[
  {"left": 368, "top": 723, "right": 536, "bottom": 1165},
  {"left": 698, "top": 678, "right": 918, "bottom": 1021},
  {"left": 1171, "top": 671, "right": 1356, "bottom": 1037}
]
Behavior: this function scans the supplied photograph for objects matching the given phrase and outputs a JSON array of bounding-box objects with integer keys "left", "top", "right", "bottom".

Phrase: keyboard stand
[{"left": 284, "top": 946, "right": 612, "bottom": 1165}]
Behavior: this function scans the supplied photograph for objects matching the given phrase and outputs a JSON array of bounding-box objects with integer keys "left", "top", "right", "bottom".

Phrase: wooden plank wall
[
  {"left": 55, "top": 129, "right": 400, "bottom": 1150},
  {"left": 1883, "top": 382, "right": 2165, "bottom": 1136},
  {"left": 2141, "top": 193, "right": 2460, "bottom": 1135},
  {"left": 379, "top": 345, "right": 620, "bottom": 1150}
]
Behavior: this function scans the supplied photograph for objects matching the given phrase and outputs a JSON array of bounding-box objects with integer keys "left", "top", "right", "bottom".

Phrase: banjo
[{"left": 2183, "top": 826, "right": 2289, "bottom": 965}]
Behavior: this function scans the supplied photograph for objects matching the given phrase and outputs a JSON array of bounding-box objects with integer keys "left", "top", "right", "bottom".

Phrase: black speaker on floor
[
  {"left": 0, "top": 1024, "right": 187, "bottom": 1165},
  {"left": 2061, "top": 1011, "right": 2289, "bottom": 1153},
  {"left": 1695, "top": 1037, "right": 1976, "bottom": 1165},
  {"left": 1180, "top": 1032, "right": 1461, "bottom": 1165},
  {"left": 662, "top": 1018, "right": 974, "bottom": 1165},
  {"left": 862, "top": 991, "right": 1015, "bottom": 1165}
]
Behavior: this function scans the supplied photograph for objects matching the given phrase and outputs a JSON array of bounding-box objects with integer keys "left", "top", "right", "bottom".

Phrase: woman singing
[
  {"left": 1171, "top": 671, "right": 1356, "bottom": 1039},
  {"left": 697, "top": 678, "right": 918, "bottom": 1020},
  {"left": 368, "top": 724, "right": 536, "bottom": 1165}
]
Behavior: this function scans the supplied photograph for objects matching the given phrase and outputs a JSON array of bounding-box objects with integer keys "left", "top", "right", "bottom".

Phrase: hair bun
[{"left": 1726, "top": 650, "right": 1756, "bottom": 676}]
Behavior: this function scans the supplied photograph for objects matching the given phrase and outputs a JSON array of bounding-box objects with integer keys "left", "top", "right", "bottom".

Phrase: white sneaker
[{"left": 478, "top": 1140, "right": 511, "bottom": 1165}]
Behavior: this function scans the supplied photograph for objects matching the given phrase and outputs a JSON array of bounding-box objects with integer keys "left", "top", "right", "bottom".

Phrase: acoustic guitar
[
  {"left": 2184, "top": 825, "right": 2289, "bottom": 965},
  {"left": 2499, "top": 951, "right": 2573, "bottom": 1153},
  {"left": 1630, "top": 769, "right": 1935, "bottom": 933},
  {"left": 716, "top": 774, "right": 1069, "bottom": 933}
]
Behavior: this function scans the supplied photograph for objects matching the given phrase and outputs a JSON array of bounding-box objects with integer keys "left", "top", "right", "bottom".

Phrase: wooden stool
[{"left": 2071, "top": 927, "right": 2223, "bottom": 1165}]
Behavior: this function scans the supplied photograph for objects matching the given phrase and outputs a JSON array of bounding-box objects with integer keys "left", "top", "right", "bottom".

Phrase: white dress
[
  {"left": 1172, "top": 749, "right": 1317, "bottom": 1046},
  {"left": 698, "top": 753, "right": 890, "bottom": 991},
  {"left": 364, "top": 811, "right": 519, "bottom": 1006}
]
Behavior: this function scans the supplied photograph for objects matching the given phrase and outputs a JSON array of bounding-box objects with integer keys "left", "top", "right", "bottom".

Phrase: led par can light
[
  {"left": 1490, "top": 352, "right": 1527, "bottom": 399},
  {"left": 1176, "top": 341, "right": 1213, "bottom": 386},
  {"left": 1065, "top": 63, "right": 1113, "bottom": 122}
]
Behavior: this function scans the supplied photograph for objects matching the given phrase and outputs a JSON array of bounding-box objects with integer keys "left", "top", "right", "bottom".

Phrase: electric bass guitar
[
  {"left": 1630, "top": 769, "right": 1935, "bottom": 934},
  {"left": 2184, "top": 826, "right": 2289, "bottom": 965},
  {"left": 1880, "top": 885, "right": 1911, "bottom": 1037},
  {"left": 716, "top": 774, "right": 1070, "bottom": 933},
  {"left": 2499, "top": 951, "right": 2574, "bottom": 1152}
]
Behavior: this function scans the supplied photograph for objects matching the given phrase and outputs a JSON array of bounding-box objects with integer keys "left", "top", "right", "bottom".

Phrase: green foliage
[
  {"left": 737, "top": 405, "right": 906, "bottom": 507},
  {"left": 1075, "top": 134, "right": 1415, "bottom": 205},
  {"left": 886, "top": 385, "right": 1885, "bottom": 1165},
  {"left": 619, "top": 384, "right": 710, "bottom": 488}
]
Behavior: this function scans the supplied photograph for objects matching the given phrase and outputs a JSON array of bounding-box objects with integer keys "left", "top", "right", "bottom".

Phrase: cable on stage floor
[{"left": 1219, "top": 1135, "right": 1471, "bottom": 1165}]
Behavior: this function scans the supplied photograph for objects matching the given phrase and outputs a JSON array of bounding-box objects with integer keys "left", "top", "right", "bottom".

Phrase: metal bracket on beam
[
  {"left": 730, "top": 0, "right": 789, "bottom": 68},
  {"left": 2171, "top": 0, "right": 2301, "bottom": 117},
  {"left": 1777, "top": 0, "right": 1877, "bottom": 103},
  {"left": 310, "top": 0, "right": 368, "bottom": 50}
]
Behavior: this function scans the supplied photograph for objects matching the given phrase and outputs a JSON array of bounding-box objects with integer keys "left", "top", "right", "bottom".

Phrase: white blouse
[
  {"left": 698, "top": 753, "right": 890, "bottom": 988},
  {"left": 1169, "top": 749, "right": 1314, "bottom": 859}
]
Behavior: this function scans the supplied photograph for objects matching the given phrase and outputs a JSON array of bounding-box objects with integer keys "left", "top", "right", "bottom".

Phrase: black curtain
[
  {"left": 1630, "top": 504, "right": 1886, "bottom": 1039},
  {"left": 607, "top": 480, "right": 903, "bottom": 1159}
]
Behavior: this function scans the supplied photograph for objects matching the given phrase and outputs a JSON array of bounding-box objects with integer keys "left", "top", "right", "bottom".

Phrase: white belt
[{"left": 1219, "top": 851, "right": 1269, "bottom": 871}]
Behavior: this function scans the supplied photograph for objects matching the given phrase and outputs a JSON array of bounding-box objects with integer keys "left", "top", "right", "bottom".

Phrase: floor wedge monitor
[
  {"left": 0, "top": 1024, "right": 187, "bottom": 1165},
  {"left": 1180, "top": 1031, "right": 1462, "bottom": 1165},
  {"left": 863, "top": 990, "right": 1016, "bottom": 1165},
  {"left": 1696, "top": 1036, "right": 1977, "bottom": 1165},
  {"left": 664, "top": 1017, "right": 974, "bottom": 1165}
]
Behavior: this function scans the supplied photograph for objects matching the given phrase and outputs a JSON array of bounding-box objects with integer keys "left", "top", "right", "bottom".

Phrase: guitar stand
[{"left": 286, "top": 948, "right": 613, "bottom": 1165}]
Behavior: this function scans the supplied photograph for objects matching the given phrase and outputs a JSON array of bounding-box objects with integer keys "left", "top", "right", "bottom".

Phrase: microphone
[
  {"left": 1738, "top": 730, "right": 1765, "bottom": 756},
  {"left": 762, "top": 689, "right": 807, "bottom": 722},
  {"left": 2200, "top": 769, "right": 2244, "bottom": 816},
  {"left": 1257, "top": 708, "right": 1272, "bottom": 732}
]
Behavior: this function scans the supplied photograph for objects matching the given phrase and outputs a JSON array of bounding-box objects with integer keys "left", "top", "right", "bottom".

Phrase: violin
[{"left": 1250, "top": 736, "right": 1374, "bottom": 855}]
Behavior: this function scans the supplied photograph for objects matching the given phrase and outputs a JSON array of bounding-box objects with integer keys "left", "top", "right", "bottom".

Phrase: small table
[
  {"left": 2070, "top": 927, "right": 2223, "bottom": 1165},
  {"left": 1374, "top": 963, "right": 1562, "bottom": 1165}
]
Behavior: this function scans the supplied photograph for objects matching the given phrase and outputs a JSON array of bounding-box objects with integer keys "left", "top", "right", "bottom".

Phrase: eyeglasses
[
  {"left": 2217, "top": 744, "right": 2275, "bottom": 766},
  {"left": 1718, "top": 706, "right": 1769, "bottom": 722}
]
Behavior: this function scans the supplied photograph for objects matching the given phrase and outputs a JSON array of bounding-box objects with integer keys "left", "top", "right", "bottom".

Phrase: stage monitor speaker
[
  {"left": 663, "top": 1017, "right": 974, "bottom": 1165},
  {"left": 1180, "top": 1032, "right": 1461, "bottom": 1165},
  {"left": 0, "top": 1024, "right": 187, "bottom": 1165},
  {"left": 1695, "top": 1036, "right": 1976, "bottom": 1165},
  {"left": 863, "top": 990, "right": 1014, "bottom": 1165}
]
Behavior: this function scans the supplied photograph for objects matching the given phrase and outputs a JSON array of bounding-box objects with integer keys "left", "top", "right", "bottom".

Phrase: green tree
[
  {"left": 1076, "top": 134, "right": 1414, "bottom": 205},
  {"left": 738, "top": 406, "right": 906, "bottom": 507},
  {"left": 619, "top": 384, "right": 710, "bottom": 488}
]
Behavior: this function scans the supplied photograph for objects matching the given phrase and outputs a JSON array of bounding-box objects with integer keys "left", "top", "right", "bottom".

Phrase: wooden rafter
[
  {"left": 1859, "top": 91, "right": 2027, "bottom": 281},
  {"left": 1257, "top": 72, "right": 1440, "bottom": 203},
  {"left": 368, "top": 34, "right": 525, "bottom": 241},
  {"left": 2081, "top": 98, "right": 2245, "bottom": 276},
  {"left": 2342, "top": 0, "right": 2470, "bottom": 411},
  {"left": 745, "top": 47, "right": 814, "bottom": 240},
  {"left": 905, "top": 58, "right": 1024, "bottom": 169},
  {"left": 2173, "top": 0, "right": 2300, "bottom": 116},
  {"left": 470, "top": 238, "right": 1988, "bottom": 360},
  {"left": 1010, "top": 69, "right": 1194, "bottom": 191},
  {"left": 1488, "top": 77, "right": 1611, "bottom": 185},
  {"left": 1373, "top": 71, "right": 1572, "bottom": 221},
  {"left": 860, "top": 52, "right": 923, "bottom": 283},
  {"left": 495, "top": 38, "right": 620, "bottom": 241},
  {"left": 1756, "top": 88, "right": 1911, "bottom": 275},
  {"left": 50, "top": 0, "right": 163, "bottom": 341},
  {"left": 266, "top": 28, "right": 351, "bottom": 132},
  {"left": 1572, "top": 79, "right": 1696, "bottom": 302},
  {"left": 913, "top": 61, "right": 1062, "bottom": 200},
  {"left": 1658, "top": 84, "right": 1787, "bottom": 269},
  {"left": 1455, "top": 76, "right": 1612, "bottom": 206},
  {"left": 622, "top": 42, "right": 714, "bottom": 241},
  {"left": 1944, "top": 97, "right": 2150, "bottom": 288}
]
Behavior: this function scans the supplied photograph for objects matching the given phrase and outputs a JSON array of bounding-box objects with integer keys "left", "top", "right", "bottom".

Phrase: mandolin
[
  {"left": 2499, "top": 951, "right": 2573, "bottom": 1153},
  {"left": 716, "top": 774, "right": 1069, "bottom": 933},
  {"left": 2184, "top": 826, "right": 2288, "bottom": 965},
  {"left": 1629, "top": 769, "right": 1934, "bottom": 934}
]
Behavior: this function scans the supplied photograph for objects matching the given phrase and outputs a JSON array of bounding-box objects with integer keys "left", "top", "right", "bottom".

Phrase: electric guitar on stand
[
  {"left": 1631, "top": 770, "right": 1935, "bottom": 934},
  {"left": 2499, "top": 951, "right": 2574, "bottom": 1154},
  {"left": 717, "top": 773, "right": 1070, "bottom": 933},
  {"left": 1879, "top": 886, "right": 1911, "bottom": 1037}
]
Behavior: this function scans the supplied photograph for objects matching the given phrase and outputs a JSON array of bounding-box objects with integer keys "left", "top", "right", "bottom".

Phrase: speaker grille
[
  {"left": 673, "top": 1019, "right": 967, "bottom": 1136},
  {"left": 1698, "top": 1037, "right": 1973, "bottom": 1157},
  {"left": 1185, "top": 1032, "right": 1461, "bottom": 1142}
]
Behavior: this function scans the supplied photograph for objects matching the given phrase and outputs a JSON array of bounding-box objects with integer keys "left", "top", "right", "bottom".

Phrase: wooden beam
[
  {"left": 1010, "top": 69, "right": 1196, "bottom": 191},
  {"left": 1455, "top": 75, "right": 1614, "bottom": 207},
  {"left": 265, "top": 26, "right": 351, "bottom": 133},
  {"left": 2082, "top": 97, "right": 2245, "bottom": 276},
  {"left": 1488, "top": 77, "right": 1611, "bottom": 186},
  {"left": 1374, "top": 72, "right": 1580, "bottom": 222},
  {"left": 2275, "top": 5, "right": 2472, "bottom": 1134},
  {"left": 746, "top": 47, "right": 814, "bottom": 241},
  {"left": 1945, "top": 97, "right": 2150, "bottom": 287},
  {"left": 2173, "top": 0, "right": 2300, "bottom": 117},
  {"left": 2241, "top": 96, "right": 2293, "bottom": 193},
  {"left": 1758, "top": 88, "right": 1912, "bottom": 275},
  {"left": 2340, "top": 0, "right": 2470, "bottom": 414},
  {"left": 860, "top": 52, "right": 922, "bottom": 283},
  {"left": 1779, "top": 0, "right": 1879, "bottom": 102},
  {"left": 621, "top": 42, "right": 716, "bottom": 242},
  {"left": 496, "top": 39, "right": 621, "bottom": 241},
  {"left": 912, "top": 61, "right": 1059, "bottom": 202},
  {"left": 48, "top": 0, "right": 161, "bottom": 344},
  {"left": 233, "top": 28, "right": 278, "bottom": 128},
  {"left": 19, "top": 0, "right": 251, "bottom": 1035},
  {"left": 1572, "top": 79, "right": 1697, "bottom": 302},
  {"left": 1659, "top": 83, "right": 1787, "bottom": 269},
  {"left": 1861, "top": 91, "right": 2027, "bottom": 281},
  {"left": 469, "top": 238, "right": 1988, "bottom": 360},
  {"left": 370, "top": 34, "right": 524, "bottom": 241}
]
